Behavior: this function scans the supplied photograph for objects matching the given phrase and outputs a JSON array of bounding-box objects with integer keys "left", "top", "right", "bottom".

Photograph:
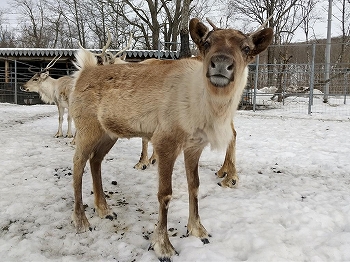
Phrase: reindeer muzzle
[
  {"left": 207, "top": 54, "right": 234, "bottom": 87},
  {"left": 20, "top": 85, "right": 29, "bottom": 92}
]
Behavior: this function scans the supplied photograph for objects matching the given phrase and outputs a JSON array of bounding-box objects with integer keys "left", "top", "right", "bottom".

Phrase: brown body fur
[{"left": 70, "top": 18, "right": 273, "bottom": 260}]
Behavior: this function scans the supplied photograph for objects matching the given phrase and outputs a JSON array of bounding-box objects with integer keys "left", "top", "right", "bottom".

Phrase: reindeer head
[
  {"left": 189, "top": 18, "right": 273, "bottom": 91},
  {"left": 21, "top": 55, "right": 61, "bottom": 92},
  {"left": 22, "top": 71, "right": 50, "bottom": 92}
]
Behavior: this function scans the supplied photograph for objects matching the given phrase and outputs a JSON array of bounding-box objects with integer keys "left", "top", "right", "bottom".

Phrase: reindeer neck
[{"left": 38, "top": 77, "right": 58, "bottom": 104}]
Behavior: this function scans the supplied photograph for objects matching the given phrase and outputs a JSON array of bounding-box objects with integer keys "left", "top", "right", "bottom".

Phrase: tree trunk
[{"left": 179, "top": 0, "right": 191, "bottom": 58}]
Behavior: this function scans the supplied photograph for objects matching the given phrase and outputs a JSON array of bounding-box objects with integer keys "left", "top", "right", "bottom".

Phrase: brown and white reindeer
[
  {"left": 22, "top": 55, "right": 74, "bottom": 138},
  {"left": 70, "top": 18, "right": 273, "bottom": 261}
]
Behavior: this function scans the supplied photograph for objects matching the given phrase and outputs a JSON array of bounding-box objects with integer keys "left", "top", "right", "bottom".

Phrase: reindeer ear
[
  {"left": 249, "top": 28, "right": 273, "bottom": 56},
  {"left": 189, "top": 18, "right": 209, "bottom": 46},
  {"left": 40, "top": 71, "right": 49, "bottom": 79}
]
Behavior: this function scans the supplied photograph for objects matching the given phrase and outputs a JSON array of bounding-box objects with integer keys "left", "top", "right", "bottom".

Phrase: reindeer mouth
[
  {"left": 20, "top": 86, "right": 29, "bottom": 92},
  {"left": 209, "top": 75, "right": 232, "bottom": 87}
]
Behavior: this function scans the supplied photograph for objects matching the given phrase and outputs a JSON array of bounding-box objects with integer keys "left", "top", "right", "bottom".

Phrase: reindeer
[
  {"left": 70, "top": 18, "right": 273, "bottom": 261},
  {"left": 21, "top": 55, "right": 74, "bottom": 138}
]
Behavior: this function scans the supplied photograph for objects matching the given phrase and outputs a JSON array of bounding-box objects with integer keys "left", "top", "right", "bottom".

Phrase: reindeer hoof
[
  {"left": 134, "top": 162, "right": 149, "bottom": 170},
  {"left": 158, "top": 257, "right": 171, "bottom": 262},
  {"left": 151, "top": 159, "right": 156, "bottom": 164},
  {"left": 158, "top": 250, "right": 179, "bottom": 262},
  {"left": 218, "top": 177, "right": 238, "bottom": 188},
  {"left": 215, "top": 171, "right": 227, "bottom": 178},
  {"left": 201, "top": 238, "right": 210, "bottom": 244}
]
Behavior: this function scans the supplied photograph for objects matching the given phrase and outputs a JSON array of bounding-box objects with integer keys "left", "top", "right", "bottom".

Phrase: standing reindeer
[
  {"left": 22, "top": 55, "right": 74, "bottom": 138},
  {"left": 71, "top": 17, "right": 273, "bottom": 261}
]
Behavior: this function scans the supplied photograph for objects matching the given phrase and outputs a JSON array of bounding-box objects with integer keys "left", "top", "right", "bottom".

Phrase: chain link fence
[{"left": 239, "top": 43, "right": 350, "bottom": 117}]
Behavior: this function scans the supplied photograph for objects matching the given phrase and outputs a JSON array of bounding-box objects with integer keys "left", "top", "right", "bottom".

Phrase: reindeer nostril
[
  {"left": 227, "top": 64, "right": 233, "bottom": 71},
  {"left": 211, "top": 61, "right": 216, "bottom": 69}
]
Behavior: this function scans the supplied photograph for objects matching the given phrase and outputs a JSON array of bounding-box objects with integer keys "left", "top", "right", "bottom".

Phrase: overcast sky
[{"left": 0, "top": 0, "right": 344, "bottom": 43}]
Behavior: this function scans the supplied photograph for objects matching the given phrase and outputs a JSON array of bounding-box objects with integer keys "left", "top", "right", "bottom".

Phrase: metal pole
[
  {"left": 344, "top": 72, "right": 348, "bottom": 105},
  {"left": 253, "top": 55, "right": 260, "bottom": 112},
  {"left": 158, "top": 40, "right": 161, "bottom": 59},
  {"left": 324, "top": 0, "right": 332, "bottom": 103},
  {"left": 14, "top": 59, "right": 18, "bottom": 104},
  {"left": 308, "top": 44, "right": 316, "bottom": 114}
]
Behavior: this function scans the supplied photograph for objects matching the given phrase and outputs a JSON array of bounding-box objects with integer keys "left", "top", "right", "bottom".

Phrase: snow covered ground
[{"left": 1, "top": 102, "right": 350, "bottom": 262}]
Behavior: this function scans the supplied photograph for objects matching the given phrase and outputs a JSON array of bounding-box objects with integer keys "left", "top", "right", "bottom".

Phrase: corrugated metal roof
[{"left": 0, "top": 48, "right": 179, "bottom": 59}]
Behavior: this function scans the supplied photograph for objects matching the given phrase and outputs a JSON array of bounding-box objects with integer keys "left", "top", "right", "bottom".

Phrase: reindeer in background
[
  {"left": 80, "top": 32, "right": 158, "bottom": 170},
  {"left": 21, "top": 55, "right": 74, "bottom": 138}
]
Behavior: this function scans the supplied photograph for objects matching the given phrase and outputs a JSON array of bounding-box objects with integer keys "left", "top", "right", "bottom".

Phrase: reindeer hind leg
[
  {"left": 72, "top": 126, "right": 106, "bottom": 233},
  {"left": 89, "top": 134, "right": 117, "bottom": 218},
  {"left": 66, "top": 106, "right": 73, "bottom": 138},
  {"left": 55, "top": 105, "right": 64, "bottom": 137}
]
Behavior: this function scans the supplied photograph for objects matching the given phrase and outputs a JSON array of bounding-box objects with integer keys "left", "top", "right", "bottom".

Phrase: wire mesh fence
[{"left": 238, "top": 42, "right": 350, "bottom": 117}]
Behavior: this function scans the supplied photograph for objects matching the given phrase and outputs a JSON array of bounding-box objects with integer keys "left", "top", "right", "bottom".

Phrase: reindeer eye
[
  {"left": 202, "top": 40, "right": 210, "bottom": 50},
  {"left": 243, "top": 46, "right": 251, "bottom": 55}
]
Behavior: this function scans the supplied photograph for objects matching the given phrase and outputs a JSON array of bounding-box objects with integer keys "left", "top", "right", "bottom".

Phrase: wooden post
[{"left": 5, "top": 60, "right": 9, "bottom": 83}]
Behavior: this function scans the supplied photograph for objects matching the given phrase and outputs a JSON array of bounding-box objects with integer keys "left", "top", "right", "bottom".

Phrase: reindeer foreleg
[
  {"left": 216, "top": 121, "right": 239, "bottom": 188},
  {"left": 134, "top": 138, "right": 150, "bottom": 170},
  {"left": 150, "top": 134, "right": 182, "bottom": 260},
  {"left": 184, "top": 146, "right": 210, "bottom": 243}
]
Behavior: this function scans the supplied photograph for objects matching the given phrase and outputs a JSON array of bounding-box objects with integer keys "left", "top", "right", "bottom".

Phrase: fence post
[
  {"left": 14, "top": 59, "right": 18, "bottom": 104},
  {"left": 344, "top": 72, "right": 348, "bottom": 105},
  {"left": 308, "top": 43, "right": 315, "bottom": 115},
  {"left": 157, "top": 40, "right": 161, "bottom": 59},
  {"left": 253, "top": 55, "right": 260, "bottom": 112}
]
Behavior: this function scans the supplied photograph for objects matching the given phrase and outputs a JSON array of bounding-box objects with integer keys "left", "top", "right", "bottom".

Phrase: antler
[
  {"left": 27, "top": 54, "right": 62, "bottom": 75},
  {"left": 28, "top": 66, "right": 37, "bottom": 73},
  {"left": 254, "top": 14, "right": 274, "bottom": 32},
  {"left": 206, "top": 18, "right": 218, "bottom": 30},
  {"left": 111, "top": 32, "right": 133, "bottom": 60},
  {"left": 45, "top": 54, "right": 62, "bottom": 71},
  {"left": 95, "top": 29, "right": 112, "bottom": 58}
]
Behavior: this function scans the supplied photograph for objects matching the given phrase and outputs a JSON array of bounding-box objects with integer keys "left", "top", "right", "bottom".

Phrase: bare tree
[
  {"left": 160, "top": 0, "right": 182, "bottom": 51},
  {"left": 12, "top": 0, "right": 49, "bottom": 47},
  {"left": 106, "top": 0, "right": 162, "bottom": 50},
  {"left": 225, "top": 0, "right": 319, "bottom": 91},
  {"left": 333, "top": 0, "right": 350, "bottom": 64},
  {"left": 179, "top": 0, "right": 191, "bottom": 57},
  {"left": 0, "top": 10, "right": 17, "bottom": 47}
]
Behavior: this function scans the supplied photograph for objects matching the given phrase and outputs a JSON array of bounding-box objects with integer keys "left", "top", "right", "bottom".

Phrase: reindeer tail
[{"left": 73, "top": 49, "right": 98, "bottom": 70}]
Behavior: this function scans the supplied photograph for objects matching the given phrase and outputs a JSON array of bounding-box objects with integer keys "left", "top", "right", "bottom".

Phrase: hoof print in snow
[
  {"left": 106, "top": 215, "right": 114, "bottom": 221},
  {"left": 54, "top": 167, "right": 72, "bottom": 178}
]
